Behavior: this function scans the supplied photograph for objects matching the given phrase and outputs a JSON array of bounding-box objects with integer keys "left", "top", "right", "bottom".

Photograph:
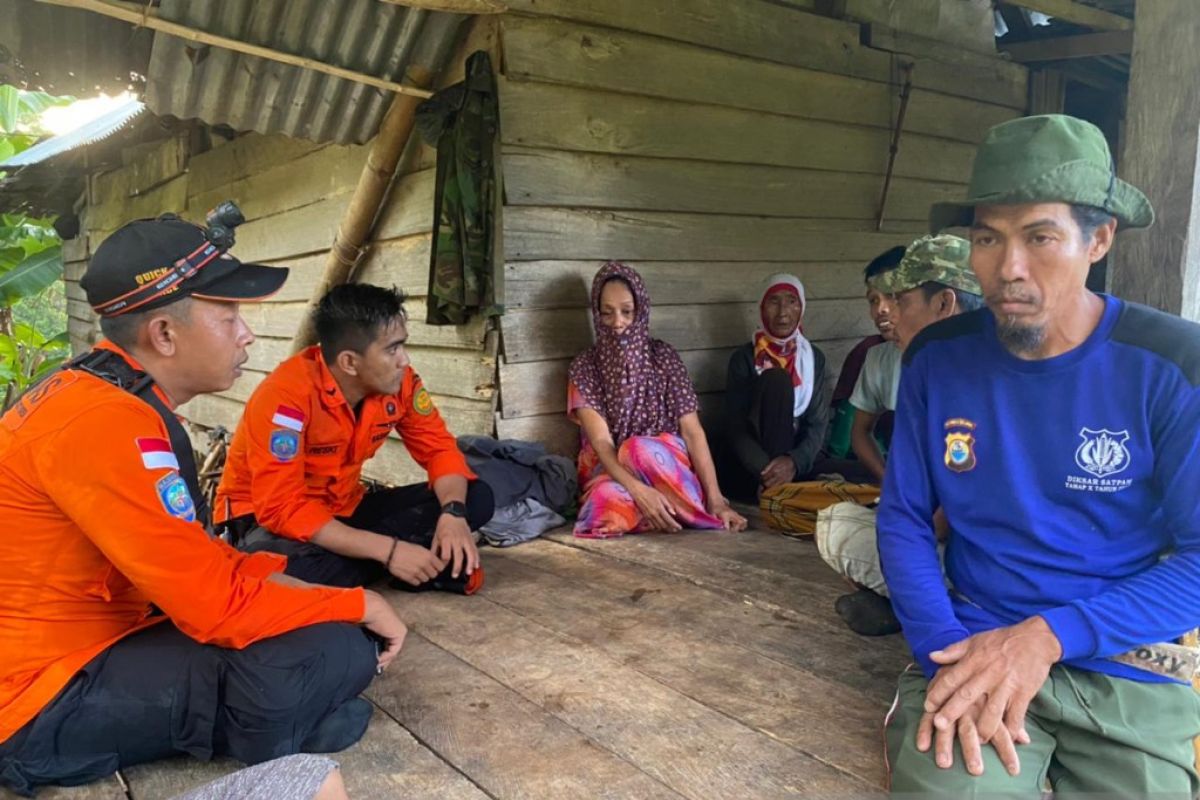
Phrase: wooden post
[
  {"left": 289, "top": 66, "right": 435, "bottom": 353},
  {"left": 1109, "top": 0, "right": 1200, "bottom": 320}
]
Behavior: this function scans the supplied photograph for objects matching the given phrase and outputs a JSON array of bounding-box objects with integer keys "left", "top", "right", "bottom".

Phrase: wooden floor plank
[
  {"left": 367, "top": 633, "right": 683, "bottom": 800},
  {"left": 120, "top": 707, "right": 484, "bottom": 800},
  {"left": 481, "top": 549, "right": 893, "bottom": 786},
  {"left": 386, "top": 591, "right": 881, "bottom": 799},
  {"left": 542, "top": 529, "right": 889, "bottom": 638},
  {"left": 495, "top": 538, "right": 909, "bottom": 702}
]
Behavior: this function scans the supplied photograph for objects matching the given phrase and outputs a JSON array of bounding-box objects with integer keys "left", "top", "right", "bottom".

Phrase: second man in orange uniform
[{"left": 215, "top": 283, "right": 493, "bottom": 591}]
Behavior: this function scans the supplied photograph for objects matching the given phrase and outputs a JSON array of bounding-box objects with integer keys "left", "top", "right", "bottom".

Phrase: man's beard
[{"left": 996, "top": 316, "right": 1046, "bottom": 355}]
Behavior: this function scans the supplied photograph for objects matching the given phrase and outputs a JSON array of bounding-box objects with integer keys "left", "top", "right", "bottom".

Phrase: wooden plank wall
[
  {"left": 69, "top": 20, "right": 500, "bottom": 486},
  {"left": 491, "top": 0, "right": 1028, "bottom": 456}
]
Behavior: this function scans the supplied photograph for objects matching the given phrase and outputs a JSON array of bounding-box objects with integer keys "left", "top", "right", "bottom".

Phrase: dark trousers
[
  {"left": 239, "top": 480, "right": 495, "bottom": 588},
  {"left": 0, "top": 622, "right": 376, "bottom": 796}
]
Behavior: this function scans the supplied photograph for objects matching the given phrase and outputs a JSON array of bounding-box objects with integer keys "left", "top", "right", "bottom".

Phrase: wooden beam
[
  {"left": 1002, "top": 30, "right": 1133, "bottom": 62},
  {"left": 1110, "top": 0, "right": 1200, "bottom": 319},
  {"left": 378, "top": 0, "right": 507, "bottom": 12},
  {"left": 34, "top": 0, "right": 434, "bottom": 98},
  {"left": 998, "top": 0, "right": 1133, "bottom": 32}
]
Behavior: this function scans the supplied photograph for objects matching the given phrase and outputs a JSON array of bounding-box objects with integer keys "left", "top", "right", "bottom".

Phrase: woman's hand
[
  {"left": 629, "top": 483, "right": 683, "bottom": 531},
  {"left": 709, "top": 497, "right": 748, "bottom": 532}
]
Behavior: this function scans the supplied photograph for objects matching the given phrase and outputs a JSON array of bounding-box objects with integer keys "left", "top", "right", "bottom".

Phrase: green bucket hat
[
  {"left": 929, "top": 114, "right": 1154, "bottom": 233},
  {"left": 870, "top": 234, "right": 980, "bottom": 296}
]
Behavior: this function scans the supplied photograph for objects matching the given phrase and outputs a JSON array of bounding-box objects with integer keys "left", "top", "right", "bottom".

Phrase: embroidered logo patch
[
  {"left": 156, "top": 471, "right": 196, "bottom": 522},
  {"left": 137, "top": 437, "right": 180, "bottom": 471},
  {"left": 413, "top": 386, "right": 433, "bottom": 416},
  {"left": 1075, "top": 428, "right": 1130, "bottom": 478},
  {"left": 943, "top": 418, "right": 976, "bottom": 473},
  {"left": 269, "top": 428, "right": 300, "bottom": 461},
  {"left": 271, "top": 405, "right": 305, "bottom": 432}
]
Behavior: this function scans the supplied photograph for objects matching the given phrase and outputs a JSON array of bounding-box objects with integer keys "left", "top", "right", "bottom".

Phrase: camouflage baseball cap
[
  {"left": 870, "top": 234, "right": 979, "bottom": 295},
  {"left": 930, "top": 114, "right": 1153, "bottom": 232}
]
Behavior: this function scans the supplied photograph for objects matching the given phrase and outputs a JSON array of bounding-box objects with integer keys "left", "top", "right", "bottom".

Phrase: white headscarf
[{"left": 752, "top": 273, "right": 815, "bottom": 417}]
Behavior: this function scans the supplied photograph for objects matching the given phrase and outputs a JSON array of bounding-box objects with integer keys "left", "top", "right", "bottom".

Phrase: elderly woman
[
  {"left": 721, "top": 274, "right": 829, "bottom": 499},
  {"left": 567, "top": 262, "right": 747, "bottom": 538}
]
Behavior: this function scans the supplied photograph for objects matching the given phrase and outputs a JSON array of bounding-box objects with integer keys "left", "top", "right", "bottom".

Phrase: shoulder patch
[
  {"left": 155, "top": 471, "right": 196, "bottom": 522},
  {"left": 1111, "top": 301, "right": 1200, "bottom": 386},
  {"left": 903, "top": 309, "right": 990, "bottom": 366},
  {"left": 137, "top": 437, "right": 180, "bottom": 471},
  {"left": 413, "top": 385, "right": 434, "bottom": 416},
  {"left": 269, "top": 428, "right": 300, "bottom": 461}
]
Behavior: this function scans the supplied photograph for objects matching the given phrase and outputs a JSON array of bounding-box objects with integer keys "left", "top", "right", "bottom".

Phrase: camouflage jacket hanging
[{"left": 416, "top": 50, "right": 503, "bottom": 326}]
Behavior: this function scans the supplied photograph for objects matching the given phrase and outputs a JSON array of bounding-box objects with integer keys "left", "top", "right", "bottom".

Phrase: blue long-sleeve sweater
[{"left": 877, "top": 296, "right": 1200, "bottom": 682}]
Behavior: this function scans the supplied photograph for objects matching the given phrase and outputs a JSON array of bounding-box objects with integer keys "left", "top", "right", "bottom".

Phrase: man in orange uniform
[
  {"left": 215, "top": 283, "right": 494, "bottom": 592},
  {"left": 0, "top": 214, "right": 407, "bottom": 796}
]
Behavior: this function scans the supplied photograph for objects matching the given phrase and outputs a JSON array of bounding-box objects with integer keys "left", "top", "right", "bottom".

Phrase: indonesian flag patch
[
  {"left": 136, "top": 437, "right": 179, "bottom": 471},
  {"left": 271, "top": 405, "right": 305, "bottom": 431}
]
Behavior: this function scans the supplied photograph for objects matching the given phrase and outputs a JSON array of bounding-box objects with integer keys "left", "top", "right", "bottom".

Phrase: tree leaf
[
  {"left": 0, "top": 86, "right": 18, "bottom": 134},
  {"left": 0, "top": 246, "right": 63, "bottom": 305}
]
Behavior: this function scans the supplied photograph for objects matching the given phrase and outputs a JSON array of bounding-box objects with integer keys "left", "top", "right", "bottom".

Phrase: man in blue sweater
[{"left": 879, "top": 114, "right": 1200, "bottom": 797}]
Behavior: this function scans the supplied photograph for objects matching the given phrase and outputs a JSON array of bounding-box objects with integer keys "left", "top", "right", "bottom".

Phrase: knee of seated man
[
  {"left": 465, "top": 479, "right": 496, "bottom": 530},
  {"left": 255, "top": 623, "right": 378, "bottom": 699}
]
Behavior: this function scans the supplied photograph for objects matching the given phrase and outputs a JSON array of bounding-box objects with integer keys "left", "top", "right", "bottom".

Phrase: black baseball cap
[{"left": 82, "top": 215, "right": 288, "bottom": 317}]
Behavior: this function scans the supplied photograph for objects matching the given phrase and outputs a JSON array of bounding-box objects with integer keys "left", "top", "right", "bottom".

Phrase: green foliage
[{"left": 0, "top": 85, "right": 74, "bottom": 410}]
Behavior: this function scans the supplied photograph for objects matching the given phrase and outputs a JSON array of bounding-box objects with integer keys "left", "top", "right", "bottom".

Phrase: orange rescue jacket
[
  {"left": 0, "top": 342, "right": 365, "bottom": 745},
  {"left": 214, "top": 346, "right": 472, "bottom": 540}
]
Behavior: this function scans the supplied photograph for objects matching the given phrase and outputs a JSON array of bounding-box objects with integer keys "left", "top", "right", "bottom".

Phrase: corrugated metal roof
[
  {"left": 142, "top": 0, "right": 466, "bottom": 144},
  {"left": 0, "top": 100, "right": 146, "bottom": 168}
]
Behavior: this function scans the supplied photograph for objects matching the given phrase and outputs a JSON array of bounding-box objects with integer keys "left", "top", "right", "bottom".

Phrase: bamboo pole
[
  {"left": 289, "top": 65, "right": 435, "bottom": 354},
  {"left": 35, "top": 0, "right": 434, "bottom": 99}
]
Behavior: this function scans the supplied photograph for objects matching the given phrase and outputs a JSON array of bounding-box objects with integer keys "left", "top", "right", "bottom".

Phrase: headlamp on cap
[{"left": 205, "top": 201, "right": 245, "bottom": 250}]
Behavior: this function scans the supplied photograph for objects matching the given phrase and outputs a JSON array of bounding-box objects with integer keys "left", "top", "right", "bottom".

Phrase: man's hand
[
  {"left": 916, "top": 699, "right": 1023, "bottom": 777},
  {"left": 629, "top": 483, "right": 682, "bottom": 531},
  {"left": 361, "top": 589, "right": 408, "bottom": 670},
  {"left": 385, "top": 540, "right": 446, "bottom": 586},
  {"left": 925, "top": 617, "right": 1061, "bottom": 742},
  {"left": 760, "top": 455, "right": 797, "bottom": 490},
  {"left": 432, "top": 513, "right": 480, "bottom": 578}
]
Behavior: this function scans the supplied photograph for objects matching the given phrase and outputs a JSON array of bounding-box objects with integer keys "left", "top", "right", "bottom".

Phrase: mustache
[{"left": 988, "top": 289, "right": 1037, "bottom": 305}]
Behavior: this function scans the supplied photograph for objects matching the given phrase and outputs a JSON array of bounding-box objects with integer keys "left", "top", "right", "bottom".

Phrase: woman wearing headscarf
[
  {"left": 567, "top": 262, "right": 747, "bottom": 538},
  {"left": 720, "top": 274, "right": 830, "bottom": 499}
]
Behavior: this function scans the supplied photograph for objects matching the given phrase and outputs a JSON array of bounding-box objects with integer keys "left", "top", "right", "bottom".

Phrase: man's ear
[
  {"left": 143, "top": 313, "right": 178, "bottom": 357},
  {"left": 1088, "top": 217, "right": 1118, "bottom": 264},
  {"left": 335, "top": 349, "right": 360, "bottom": 376},
  {"left": 937, "top": 288, "right": 958, "bottom": 319}
]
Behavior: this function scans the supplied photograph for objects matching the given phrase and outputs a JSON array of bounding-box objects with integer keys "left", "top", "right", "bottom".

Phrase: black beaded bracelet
[{"left": 385, "top": 537, "right": 399, "bottom": 569}]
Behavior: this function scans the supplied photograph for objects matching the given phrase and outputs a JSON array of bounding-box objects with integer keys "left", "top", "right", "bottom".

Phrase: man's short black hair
[
  {"left": 864, "top": 246, "right": 906, "bottom": 283},
  {"left": 314, "top": 283, "right": 408, "bottom": 364},
  {"left": 920, "top": 282, "right": 985, "bottom": 313},
  {"left": 98, "top": 297, "right": 194, "bottom": 350}
]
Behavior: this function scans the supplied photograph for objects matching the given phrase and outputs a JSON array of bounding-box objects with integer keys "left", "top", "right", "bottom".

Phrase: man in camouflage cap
[
  {"left": 870, "top": 234, "right": 983, "bottom": 353},
  {"left": 878, "top": 114, "right": 1200, "bottom": 797},
  {"left": 822, "top": 234, "right": 982, "bottom": 637}
]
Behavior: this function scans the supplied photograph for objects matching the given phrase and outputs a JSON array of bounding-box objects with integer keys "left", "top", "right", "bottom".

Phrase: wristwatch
[{"left": 440, "top": 500, "right": 468, "bottom": 519}]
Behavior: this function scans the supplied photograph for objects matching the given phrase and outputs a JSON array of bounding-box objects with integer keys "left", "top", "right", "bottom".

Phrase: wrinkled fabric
[
  {"left": 751, "top": 273, "right": 815, "bottom": 417},
  {"left": 567, "top": 262, "right": 699, "bottom": 445},
  {"left": 480, "top": 498, "right": 566, "bottom": 547},
  {"left": 457, "top": 435, "right": 576, "bottom": 513}
]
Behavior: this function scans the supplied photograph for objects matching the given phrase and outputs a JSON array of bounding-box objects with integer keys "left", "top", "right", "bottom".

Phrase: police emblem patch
[
  {"left": 413, "top": 386, "right": 433, "bottom": 416},
  {"left": 1075, "top": 428, "right": 1130, "bottom": 478},
  {"left": 156, "top": 472, "right": 196, "bottom": 522},
  {"left": 943, "top": 418, "right": 977, "bottom": 473},
  {"left": 269, "top": 427, "right": 300, "bottom": 461}
]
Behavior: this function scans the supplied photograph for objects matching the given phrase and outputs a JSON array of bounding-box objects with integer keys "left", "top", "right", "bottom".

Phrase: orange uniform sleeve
[
  {"left": 397, "top": 372, "right": 474, "bottom": 484},
  {"left": 238, "top": 379, "right": 334, "bottom": 541},
  {"left": 37, "top": 402, "right": 364, "bottom": 648}
]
